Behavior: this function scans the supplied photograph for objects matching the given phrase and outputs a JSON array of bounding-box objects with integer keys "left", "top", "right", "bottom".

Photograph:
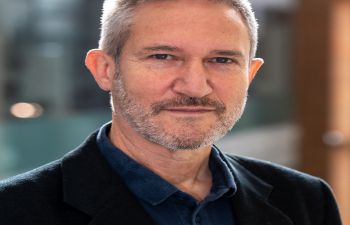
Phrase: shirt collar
[
  {"left": 97, "top": 122, "right": 177, "bottom": 205},
  {"left": 97, "top": 122, "right": 237, "bottom": 205},
  {"left": 209, "top": 145, "right": 237, "bottom": 199}
]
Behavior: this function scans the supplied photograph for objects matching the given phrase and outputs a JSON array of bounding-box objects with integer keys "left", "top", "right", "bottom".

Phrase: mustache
[{"left": 151, "top": 96, "right": 226, "bottom": 115}]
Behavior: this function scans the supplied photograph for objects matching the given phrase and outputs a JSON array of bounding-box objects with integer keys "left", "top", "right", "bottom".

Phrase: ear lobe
[
  {"left": 248, "top": 58, "right": 264, "bottom": 84},
  {"left": 85, "top": 49, "right": 116, "bottom": 91}
]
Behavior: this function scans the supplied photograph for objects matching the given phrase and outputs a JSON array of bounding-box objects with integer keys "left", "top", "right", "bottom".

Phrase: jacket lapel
[
  {"left": 61, "top": 132, "right": 155, "bottom": 225},
  {"left": 225, "top": 155, "right": 294, "bottom": 225}
]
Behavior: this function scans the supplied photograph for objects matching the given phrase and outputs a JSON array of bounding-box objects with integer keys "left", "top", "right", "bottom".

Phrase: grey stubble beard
[{"left": 110, "top": 72, "right": 247, "bottom": 151}]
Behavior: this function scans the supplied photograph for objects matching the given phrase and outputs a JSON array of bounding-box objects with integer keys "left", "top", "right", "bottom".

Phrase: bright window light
[{"left": 10, "top": 102, "right": 44, "bottom": 119}]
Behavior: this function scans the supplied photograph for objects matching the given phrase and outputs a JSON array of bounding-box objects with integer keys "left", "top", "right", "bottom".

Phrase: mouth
[{"left": 162, "top": 107, "right": 216, "bottom": 114}]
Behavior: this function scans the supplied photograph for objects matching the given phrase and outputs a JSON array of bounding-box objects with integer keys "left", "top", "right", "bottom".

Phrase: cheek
[
  {"left": 121, "top": 70, "right": 173, "bottom": 103},
  {"left": 214, "top": 75, "right": 249, "bottom": 103},
  {"left": 121, "top": 61, "right": 179, "bottom": 99}
]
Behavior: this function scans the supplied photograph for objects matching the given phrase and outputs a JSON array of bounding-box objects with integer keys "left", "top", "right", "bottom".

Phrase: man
[{"left": 0, "top": 0, "right": 342, "bottom": 224}]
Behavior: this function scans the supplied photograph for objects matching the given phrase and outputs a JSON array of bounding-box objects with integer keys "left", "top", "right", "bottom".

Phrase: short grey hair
[{"left": 99, "top": 0, "right": 259, "bottom": 60}]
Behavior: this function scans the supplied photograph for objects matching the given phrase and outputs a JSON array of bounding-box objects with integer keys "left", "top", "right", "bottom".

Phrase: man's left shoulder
[
  {"left": 221, "top": 153, "right": 342, "bottom": 224},
  {"left": 223, "top": 153, "right": 331, "bottom": 193}
]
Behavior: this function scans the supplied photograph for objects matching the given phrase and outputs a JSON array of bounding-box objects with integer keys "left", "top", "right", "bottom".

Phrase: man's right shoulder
[
  {"left": 0, "top": 159, "right": 63, "bottom": 200},
  {"left": 0, "top": 130, "right": 100, "bottom": 195}
]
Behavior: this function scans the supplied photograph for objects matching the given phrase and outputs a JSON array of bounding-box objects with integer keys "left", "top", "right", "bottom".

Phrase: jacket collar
[
  {"left": 61, "top": 131, "right": 155, "bottom": 225},
  {"left": 224, "top": 154, "right": 294, "bottom": 225}
]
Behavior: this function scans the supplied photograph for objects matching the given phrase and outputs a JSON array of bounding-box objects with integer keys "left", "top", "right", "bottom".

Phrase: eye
[
  {"left": 208, "top": 57, "right": 234, "bottom": 64},
  {"left": 150, "top": 54, "right": 174, "bottom": 60}
]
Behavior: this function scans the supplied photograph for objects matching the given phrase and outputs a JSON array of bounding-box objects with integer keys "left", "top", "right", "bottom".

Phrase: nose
[{"left": 172, "top": 60, "right": 213, "bottom": 98}]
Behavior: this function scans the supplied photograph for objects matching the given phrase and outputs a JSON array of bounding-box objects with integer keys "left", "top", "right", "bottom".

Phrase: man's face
[{"left": 111, "top": 0, "right": 258, "bottom": 151}]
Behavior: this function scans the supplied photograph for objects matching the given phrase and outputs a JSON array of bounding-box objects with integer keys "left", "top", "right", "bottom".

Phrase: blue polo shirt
[{"left": 97, "top": 122, "right": 236, "bottom": 225}]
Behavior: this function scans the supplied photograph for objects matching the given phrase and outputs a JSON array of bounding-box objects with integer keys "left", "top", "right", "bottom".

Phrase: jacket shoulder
[
  {"left": 224, "top": 154, "right": 342, "bottom": 225},
  {"left": 225, "top": 154, "right": 319, "bottom": 184},
  {"left": 0, "top": 159, "right": 62, "bottom": 196},
  {"left": 0, "top": 160, "right": 61, "bottom": 221},
  {"left": 0, "top": 156, "right": 90, "bottom": 224}
]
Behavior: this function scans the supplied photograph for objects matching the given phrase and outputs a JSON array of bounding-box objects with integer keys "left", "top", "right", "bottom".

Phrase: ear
[
  {"left": 248, "top": 58, "right": 264, "bottom": 84},
  {"left": 85, "top": 49, "right": 116, "bottom": 91}
]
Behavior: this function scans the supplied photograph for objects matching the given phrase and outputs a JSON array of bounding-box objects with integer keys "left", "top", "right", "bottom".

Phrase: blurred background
[{"left": 0, "top": 0, "right": 349, "bottom": 223}]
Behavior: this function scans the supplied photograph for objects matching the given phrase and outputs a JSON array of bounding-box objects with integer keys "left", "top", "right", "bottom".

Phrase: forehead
[
  {"left": 131, "top": 0, "right": 246, "bottom": 32},
  {"left": 124, "top": 0, "right": 250, "bottom": 57}
]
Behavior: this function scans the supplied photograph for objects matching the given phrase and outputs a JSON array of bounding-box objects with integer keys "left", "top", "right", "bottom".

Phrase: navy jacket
[{"left": 0, "top": 131, "right": 342, "bottom": 225}]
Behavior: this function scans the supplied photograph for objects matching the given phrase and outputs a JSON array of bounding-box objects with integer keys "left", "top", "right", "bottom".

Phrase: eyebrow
[
  {"left": 141, "top": 45, "right": 180, "bottom": 52},
  {"left": 209, "top": 50, "right": 244, "bottom": 58},
  {"left": 140, "top": 45, "right": 244, "bottom": 58}
]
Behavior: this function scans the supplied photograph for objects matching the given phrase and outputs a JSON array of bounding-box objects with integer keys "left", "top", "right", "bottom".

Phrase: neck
[{"left": 109, "top": 118, "right": 213, "bottom": 201}]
